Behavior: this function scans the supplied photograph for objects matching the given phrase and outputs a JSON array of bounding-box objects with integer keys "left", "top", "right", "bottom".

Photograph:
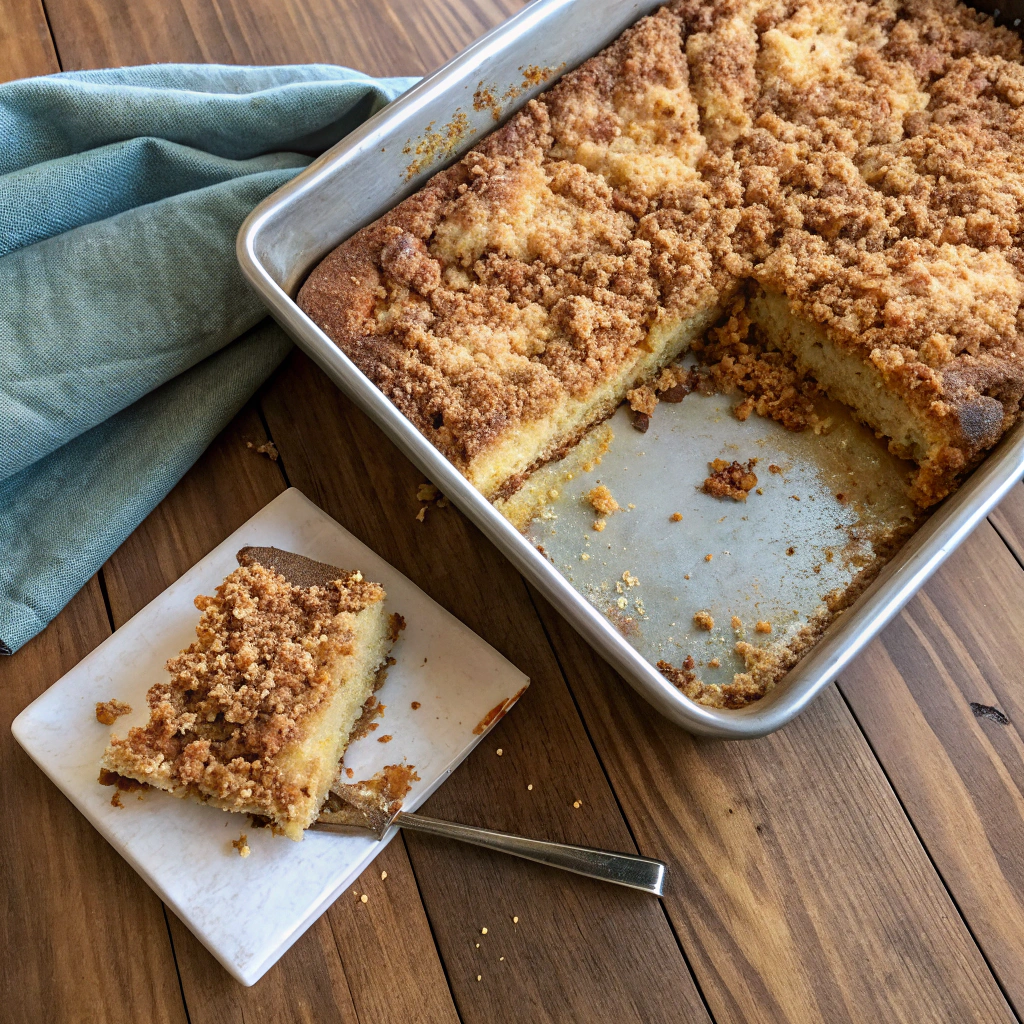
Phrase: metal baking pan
[{"left": 238, "top": 0, "right": 1024, "bottom": 738}]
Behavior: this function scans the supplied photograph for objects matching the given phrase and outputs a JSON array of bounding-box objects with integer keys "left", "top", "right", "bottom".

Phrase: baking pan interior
[{"left": 498, "top": 389, "right": 919, "bottom": 698}]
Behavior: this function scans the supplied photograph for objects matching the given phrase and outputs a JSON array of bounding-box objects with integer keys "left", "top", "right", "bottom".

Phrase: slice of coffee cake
[{"left": 101, "top": 547, "right": 401, "bottom": 840}]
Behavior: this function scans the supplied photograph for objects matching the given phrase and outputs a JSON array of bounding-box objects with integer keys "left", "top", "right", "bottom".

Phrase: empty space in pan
[{"left": 498, "top": 382, "right": 920, "bottom": 693}]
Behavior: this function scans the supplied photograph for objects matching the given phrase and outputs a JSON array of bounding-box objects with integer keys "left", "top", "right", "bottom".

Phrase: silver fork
[{"left": 309, "top": 811, "right": 666, "bottom": 895}]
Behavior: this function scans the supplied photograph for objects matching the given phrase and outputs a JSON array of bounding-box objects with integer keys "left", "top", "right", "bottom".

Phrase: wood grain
[
  {"left": 990, "top": 482, "right": 1024, "bottom": 567},
  {"left": 0, "top": 579, "right": 189, "bottom": 1024},
  {"left": 260, "top": 350, "right": 714, "bottom": 1024},
  {"left": 326, "top": 839, "right": 459, "bottom": 1024},
  {"left": 531, "top": 588, "right": 1016, "bottom": 1024},
  {"left": 42, "top": 0, "right": 522, "bottom": 74},
  {"left": 101, "top": 402, "right": 460, "bottom": 1022},
  {"left": 0, "top": 15, "right": 187, "bottom": 1024},
  {"left": 11, "top": 0, "right": 1024, "bottom": 1019},
  {"left": 100, "top": 405, "right": 287, "bottom": 624},
  {"left": 839, "top": 521, "right": 1024, "bottom": 1014},
  {"left": 0, "top": 0, "right": 59, "bottom": 81}
]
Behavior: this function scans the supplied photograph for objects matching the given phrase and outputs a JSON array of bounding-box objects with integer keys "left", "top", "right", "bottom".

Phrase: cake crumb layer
[{"left": 101, "top": 550, "right": 395, "bottom": 839}]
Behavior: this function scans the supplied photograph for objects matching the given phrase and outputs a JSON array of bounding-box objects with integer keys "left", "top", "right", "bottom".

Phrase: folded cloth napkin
[{"left": 0, "top": 64, "right": 417, "bottom": 654}]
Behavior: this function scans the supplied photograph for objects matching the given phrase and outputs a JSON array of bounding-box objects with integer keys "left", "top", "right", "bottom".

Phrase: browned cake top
[
  {"left": 300, "top": 0, "right": 1024, "bottom": 506},
  {"left": 299, "top": 6, "right": 739, "bottom": 475},
  {"left": 108, "top": 553, "right": 384, "bottom": 813}
]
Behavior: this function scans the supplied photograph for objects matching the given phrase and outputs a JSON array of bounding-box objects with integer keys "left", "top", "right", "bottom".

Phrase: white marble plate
[{"left": 11, "top": 487, "right": 529, "bottom": 985}]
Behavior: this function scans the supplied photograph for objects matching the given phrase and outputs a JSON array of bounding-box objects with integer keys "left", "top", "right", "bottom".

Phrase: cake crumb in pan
[
  {"left": 587, "top": 485, "right": 620, "bottom": 516},
  {"left": 702, "top": 459, "right": 758, "bottom": 502}
]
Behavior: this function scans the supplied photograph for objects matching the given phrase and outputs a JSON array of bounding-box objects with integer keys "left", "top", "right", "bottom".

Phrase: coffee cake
[
  {"left": 101, "top": 547, "right": 401, "bottom": 840},
  {"left": 299, "top": 6, "right": 738, "bottom": 499},
  {"left": 300, "top": 0, "right": 1024, "bottom": 508}
]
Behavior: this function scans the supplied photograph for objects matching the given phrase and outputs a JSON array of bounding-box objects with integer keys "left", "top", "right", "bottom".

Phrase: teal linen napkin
[{"left": 0, "top": 64, "right": 417, "bottom": 654}]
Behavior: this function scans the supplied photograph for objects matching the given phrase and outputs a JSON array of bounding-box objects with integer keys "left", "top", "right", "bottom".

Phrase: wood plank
[
  {"left": 0, "top": 12, "right": 186, "bottom": 1023},
  {"left": 101, "top": 401, "right": 459, "bottom": 1024},
  {"left": 838, "top": 520, "right": 1024, "bottom": 1014},
  {"left": 531, "top": 587, "right": 1016, "bottom": 1024},
  {"left": 990, "top": 482, "right": 1024, "bottom": 567},
  {"left": 100, "top": 404, "right": 287, "bottom": 623},
  {"left": 42, "top": 0, "right": 523, "bottom": 74},
  {"left": 0, "top": 579, "right": 189, "bottom": 1024},
  {"left": 260, "top": 350, "right": 714, "bottom": 1024},
  {"left": 0, "top": 0, "right": 60, "bottom": 82},
  {"left": 325, "top": 839, "right": 459, "bottom": 1024}
]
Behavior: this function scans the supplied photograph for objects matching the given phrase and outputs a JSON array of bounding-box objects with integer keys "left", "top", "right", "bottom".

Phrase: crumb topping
[
  {"left": 301, "top": 0, "right": 1024, "bottom": 507},
  {"left": 104, "top": 561, "right": 384, "bottom": 820},
  {"left": 95, "top": 699, "right": 131, "bottom": 726},
  {"left": 693, "top": 298, "right": 827, "bottom": 431},
  {"left": 299, "top": 7, "right": 738, "bottom": 480},
  {"left": 702, "top": 457, "right": 759, "bottom": 500}
]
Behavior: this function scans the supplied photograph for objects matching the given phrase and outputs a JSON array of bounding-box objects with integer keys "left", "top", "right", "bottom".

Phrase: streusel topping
[
  {"left": 300, "top": 7, "right": 741, "bottom": 474},
  {"left": 108, "top": 563, "right": 384, "bottom": 810},
  {"left": 301, "top": 0, "right": 1024, "bottom": 509}
]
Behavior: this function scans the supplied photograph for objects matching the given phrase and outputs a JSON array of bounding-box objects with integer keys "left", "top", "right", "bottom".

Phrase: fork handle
[{"left": 394, "top": 811, "right": 666, "bottom": 896}]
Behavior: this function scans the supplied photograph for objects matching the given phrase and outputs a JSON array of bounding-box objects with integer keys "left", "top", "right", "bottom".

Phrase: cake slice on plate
[{"left": 101, "top": 547, "right": 402, "bottom": 840}]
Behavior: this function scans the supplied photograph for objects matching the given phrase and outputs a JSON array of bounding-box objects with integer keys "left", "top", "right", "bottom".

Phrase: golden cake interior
[{"left": 101, "top": 547, "right": 399, "bottom": 840}]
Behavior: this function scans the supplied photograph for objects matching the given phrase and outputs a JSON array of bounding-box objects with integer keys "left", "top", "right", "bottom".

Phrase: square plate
[{"left": 11, "top": 487, "right": 528, "bottom": 985}]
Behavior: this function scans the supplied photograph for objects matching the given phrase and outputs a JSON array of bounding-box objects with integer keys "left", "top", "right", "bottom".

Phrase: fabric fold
[
  {"left": 0, "top": 63, "right": 418, "bottom": 654},
  {"left": 0, "top": 322, "right": 293, "bottom": 650},
  {"left": 2, "top": 168, "right": 300, "bottom": 479}
]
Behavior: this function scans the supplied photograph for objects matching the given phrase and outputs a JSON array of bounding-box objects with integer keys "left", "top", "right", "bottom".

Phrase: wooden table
[{"left": 3, "top": 0, "right": 1024, "bottom": 1020}]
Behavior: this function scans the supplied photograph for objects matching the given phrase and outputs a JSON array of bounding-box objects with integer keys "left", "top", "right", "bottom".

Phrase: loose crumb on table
[{"left": 245, "top": 440, "right": 279, "bottom": 461}]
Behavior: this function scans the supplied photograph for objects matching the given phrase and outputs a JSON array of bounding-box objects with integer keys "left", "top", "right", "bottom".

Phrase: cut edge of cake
[
  {"left": 747, "top": 287, "right": 1018, "bottom": 506},
  {"left": 473, "top": 299, "right": 727, "bottom": 499}
]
